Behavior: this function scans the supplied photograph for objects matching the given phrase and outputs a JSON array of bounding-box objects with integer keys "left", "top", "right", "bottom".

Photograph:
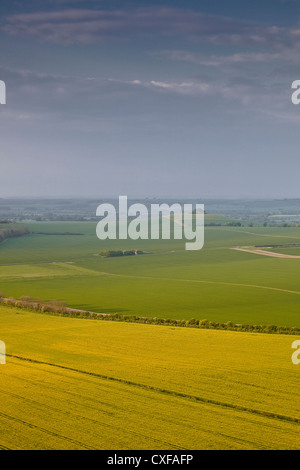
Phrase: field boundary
[
  {"left": 1, "top": 297, "right": 300, "bottom": 336},
  {"left": 6, "top": 353, "right": 300, "bottom": 426}
]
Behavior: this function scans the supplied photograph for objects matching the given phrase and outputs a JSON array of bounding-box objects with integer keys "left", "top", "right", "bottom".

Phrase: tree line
[
  {"left": 0, "top": 225, "right": 29, "bottom": 242},
  {"left": 1, "top": 295, "right": 300, "bottom": 336},
  {"left": 99, "top": 250, "right": 145, "bottom": 257}
]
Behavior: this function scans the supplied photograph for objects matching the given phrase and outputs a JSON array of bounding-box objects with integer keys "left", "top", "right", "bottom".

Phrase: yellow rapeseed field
[{"left": 0, "top": 305, "right": 299, "bottom": 449}]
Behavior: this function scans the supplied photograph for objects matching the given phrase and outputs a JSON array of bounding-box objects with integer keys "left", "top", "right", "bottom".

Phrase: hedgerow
[{"left": 1, "top": 295, "right": 299, "bottom": 336}]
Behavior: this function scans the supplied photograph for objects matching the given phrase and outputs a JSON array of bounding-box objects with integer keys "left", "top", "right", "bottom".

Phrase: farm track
[
  {"left": 0, "top": 380, "right": 182, "bottom": 450},
  {"left": 99, "top": 272, "right": 300, "bottom": 296},
  {"left": 232, "top": 247, "right": 300, "bottom": 258},
  {"left": 0, "top": 409, "right": 95, "bottom": 450},
  {"left": 2, "top": 257, "right": 300, "bottom": 295},
  {"left": 0, "top": 443, "right": 11, "bottom": 450},
  {"left": 6, "top": 354, "right": 300, "bottom": 427}
]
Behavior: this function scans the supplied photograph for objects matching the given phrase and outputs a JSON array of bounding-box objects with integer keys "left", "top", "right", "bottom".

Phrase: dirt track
[{"left": 231, "top": 247, "right": 300, "bottom": 258}]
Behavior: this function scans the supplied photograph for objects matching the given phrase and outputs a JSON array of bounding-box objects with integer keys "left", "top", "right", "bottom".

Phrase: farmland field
[
  {"left": 0, "top": 221, "right": 300, "bottom": 450},
  {"left": 0, "top": 223, "right": 300, "bottom": 326},
  {"left": 0, "top": 305, "right": 299, "bottom": 450}
]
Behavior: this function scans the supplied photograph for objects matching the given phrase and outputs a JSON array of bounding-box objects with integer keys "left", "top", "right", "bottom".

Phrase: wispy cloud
[
  {"left": 149, "top": 80, "right": 213, "bottom": 95},
  {"left": 1, "top": 6, "right": 292, "bottom": 47},
  {"left": 155, "top": 50, "right": 289, "bottom": 67},
  {"left": 1, "top": 60, "right": 297, "bottom": 129},
  {"left": 102, "top": 76, "right": 214, "bottom": 96}
]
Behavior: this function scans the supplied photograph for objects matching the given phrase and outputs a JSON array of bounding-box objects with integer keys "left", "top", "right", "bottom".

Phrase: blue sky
[{"left": 1, "top": 0, "right": 300, "bottom": 198}]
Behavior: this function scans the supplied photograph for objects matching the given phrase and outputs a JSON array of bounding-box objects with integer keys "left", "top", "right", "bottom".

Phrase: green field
[
  {"left": 0, "top": 222, "right": 300, "bottom": 326},
  {"left": 1, "top": 221, "right": 300, "bottom": 450},
  {"left": 0, "top": 305, "right": 299, "bottom": 450}
]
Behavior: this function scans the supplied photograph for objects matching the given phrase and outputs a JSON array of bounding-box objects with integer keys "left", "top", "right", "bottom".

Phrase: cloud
[
  {"left": 155, "top": 50, "right": 288, "bottom": 67},
  {"left": 149, "top": 80, "right": 213, "bottom": 95},
  {"left": 98, "top": 76, "right": 295, "bottom": 119},
  {"left": 1, "top": 6, "right": 292, "bottom": 47},
  {"left": 1, "top": 62, "right": 297, "bottom": 130}
]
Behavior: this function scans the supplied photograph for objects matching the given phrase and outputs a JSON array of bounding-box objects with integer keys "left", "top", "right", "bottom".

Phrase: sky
[{"left": 1, "top": 0, "right": 300, "bottom": 199}]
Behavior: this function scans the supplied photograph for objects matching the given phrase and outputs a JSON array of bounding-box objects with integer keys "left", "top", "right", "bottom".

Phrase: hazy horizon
[{"left": 2, "top": 195, "right": 300, "bottom": 201}]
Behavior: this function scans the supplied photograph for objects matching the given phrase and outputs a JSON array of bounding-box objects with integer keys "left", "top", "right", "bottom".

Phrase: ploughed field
[
  {"left": 0, "top": 222, "right": 300, "bottom": 326},
  {"left": 0, "top": 306, "right": 299, "bottom": 450}
]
